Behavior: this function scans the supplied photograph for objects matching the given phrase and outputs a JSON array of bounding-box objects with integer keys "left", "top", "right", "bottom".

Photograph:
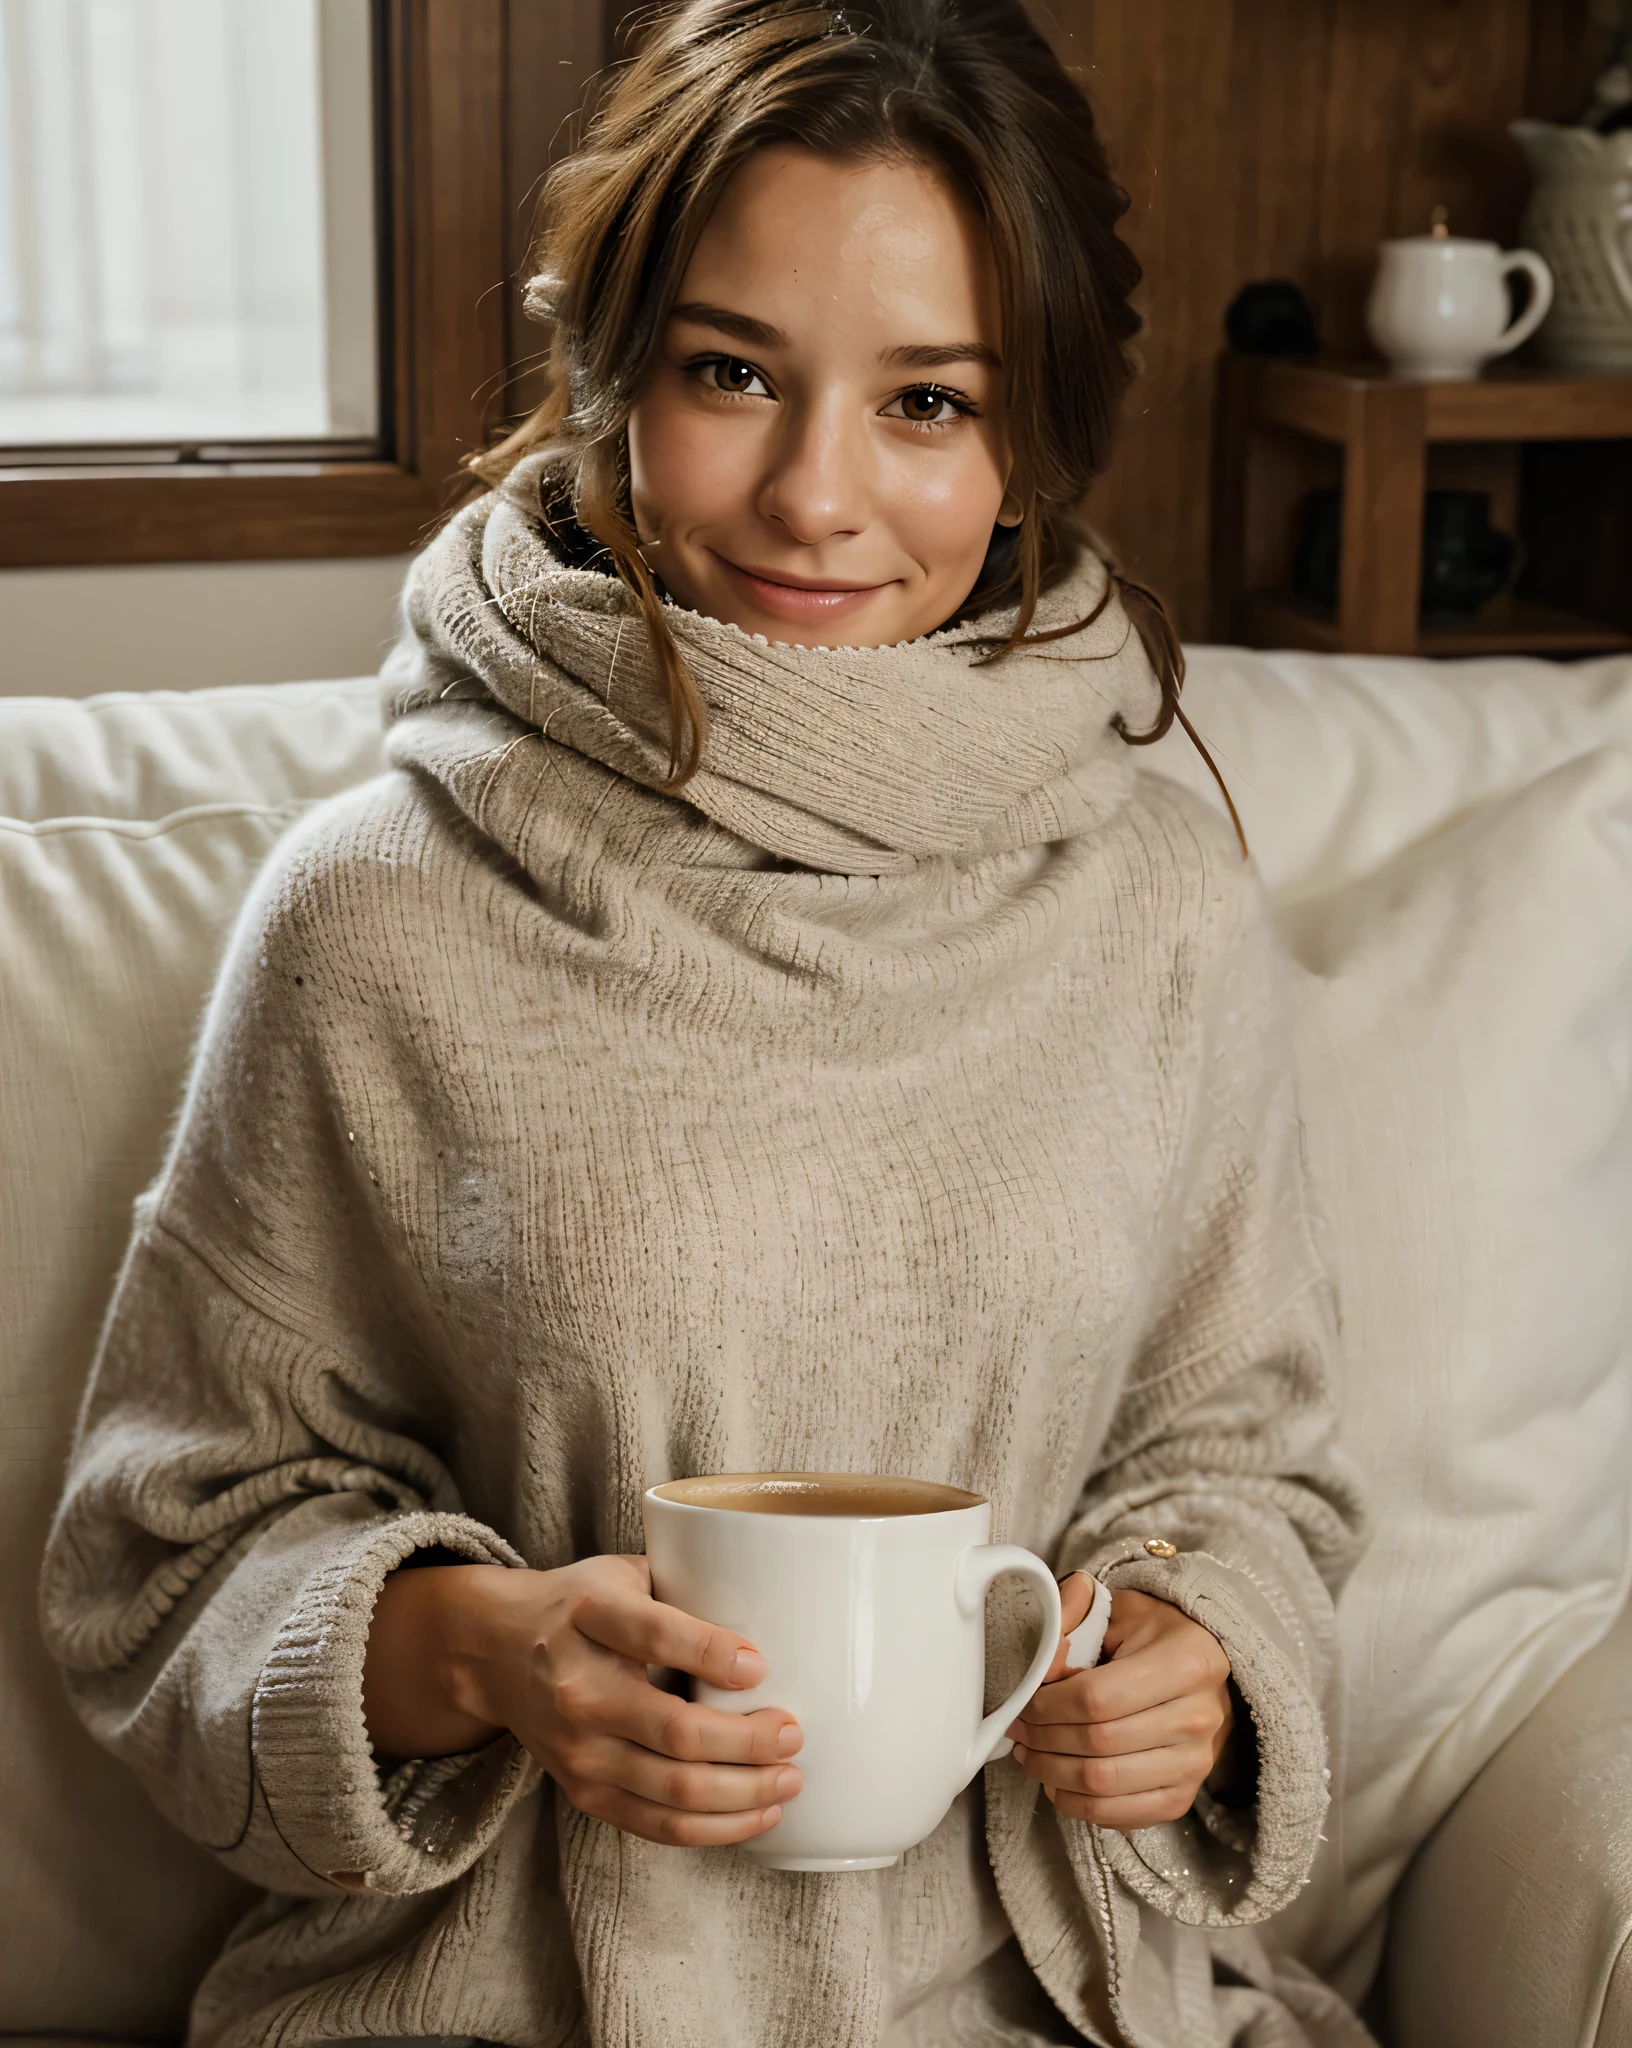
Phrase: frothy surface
[{"left": 651, "top": 1472, "right": 984, "bottom": 1518}]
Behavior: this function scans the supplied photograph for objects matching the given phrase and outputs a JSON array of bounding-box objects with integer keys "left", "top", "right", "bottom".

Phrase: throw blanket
[{"left": 42, "top": 457, "right": 1369, "bottom": 2048}]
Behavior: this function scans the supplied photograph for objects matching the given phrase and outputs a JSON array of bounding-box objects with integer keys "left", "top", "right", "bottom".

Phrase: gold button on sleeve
[{"left": 1143, "top": 1538, "right": 1178, "bottom": 1559}]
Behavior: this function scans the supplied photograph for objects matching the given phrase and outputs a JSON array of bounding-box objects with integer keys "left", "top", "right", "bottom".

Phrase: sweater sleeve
[
  {"left": 1057, "top": 851, "right": 1368, "bottom": 1930},
  {"left": 38, "top": 803, "right": 536, "bottom": 1900}
]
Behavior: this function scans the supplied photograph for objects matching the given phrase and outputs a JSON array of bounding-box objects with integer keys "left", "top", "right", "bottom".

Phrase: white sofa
[{"left": 4, "top": 651, "right": 1632, "bottom": 2045}]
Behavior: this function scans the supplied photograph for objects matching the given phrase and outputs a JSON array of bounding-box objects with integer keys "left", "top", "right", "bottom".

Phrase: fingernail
[
  {"left": 776, "top": 1723, "right": 803, "bottom": 1758},
  {"left": 775, "top": 1767, "right": 802, "bottom": 1800},
  {"left": 761, "top": 1805, "right": 783, "bottom": 1827},
  {"left": 731, "top": 1648, "right": 765, "bottom": 1684}
]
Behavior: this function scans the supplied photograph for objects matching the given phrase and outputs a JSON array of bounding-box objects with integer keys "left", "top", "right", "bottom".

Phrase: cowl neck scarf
[{"left": 383, "top": 453, "right": 1162, "bottom": 877}]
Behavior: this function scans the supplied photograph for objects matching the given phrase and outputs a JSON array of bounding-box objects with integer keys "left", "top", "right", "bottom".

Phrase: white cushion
[
  {"left": 1154, "top": 650, "right": 1632, "bottom": 2000},
  {"left": 0, "top": 679, "right": 388, "bottom": 824},
  {"left": 0, "top": 681, "right": 385, "bottom": 2034},
  {"left": 1281, "top": 749, "right": 1632, "bottom": 1994},
  {"left": 1154, "top": 646, "right": 1632, "bottom": 896}
]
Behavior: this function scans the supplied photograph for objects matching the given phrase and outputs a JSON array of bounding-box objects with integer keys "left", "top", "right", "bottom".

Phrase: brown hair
[{"left": 473, "top": 0, "right": 1241, "bottom": 849}]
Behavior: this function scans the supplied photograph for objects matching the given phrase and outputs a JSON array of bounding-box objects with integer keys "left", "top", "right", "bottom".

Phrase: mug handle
[
  {"left": 955, "top": 1545, "right": 1063, "bottom": 1780},
  {"left": 1493, "top": 249, "right": 1553, "bottom": 358}
]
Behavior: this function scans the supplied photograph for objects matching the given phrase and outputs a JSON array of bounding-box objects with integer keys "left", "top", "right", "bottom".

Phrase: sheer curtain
[{"left": 0, "top": 0, "right": 377, "bottom": 450}]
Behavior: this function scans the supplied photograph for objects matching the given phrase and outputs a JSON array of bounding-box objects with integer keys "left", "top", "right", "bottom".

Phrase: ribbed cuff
[
  {"left": 1060, "top": 1538, "right": 1330, "bottom": 1927},
  {"left": 251, "top": 1510, "right": 534, "bottom": 1895}
]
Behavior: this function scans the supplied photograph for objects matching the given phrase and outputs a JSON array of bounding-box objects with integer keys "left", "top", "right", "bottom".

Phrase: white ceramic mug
[
  {"left": 643, "top": 1471, "right": 1063, "bottom": 1872},
  {"left": 1365, "top": 235, "right": 1553, "bottom": 382}
]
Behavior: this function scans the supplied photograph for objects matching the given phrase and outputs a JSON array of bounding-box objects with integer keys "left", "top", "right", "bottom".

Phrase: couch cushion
[
  {"left": 1153, "top": 646, "right": 1632, "bottom": 897},
  {"left": 0, "top": 681, "right": 385, "bottom": 2034},
  {"left": 1269, "top": 747, "right": 1632, "bottom": 1998},
  {"left": 0, "top": 680, "right": 388, "bottom": 826},
  {"left": 1154, "top": 652, "right": 1632, "bottom": 2004}
]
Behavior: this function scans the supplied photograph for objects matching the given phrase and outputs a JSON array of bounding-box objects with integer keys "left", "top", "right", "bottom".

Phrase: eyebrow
[
  {"left": 881, "top": 340, "right": 1002, "bottom": 371},
  {"left": 669, "top": 302, "right": 789, "bottom": 349},
  {"left": 669, "top": 302, "right": 1001, "bottom": 373}
]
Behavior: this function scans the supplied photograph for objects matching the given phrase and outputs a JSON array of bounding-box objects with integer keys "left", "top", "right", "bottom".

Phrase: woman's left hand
[{"left": 1007, "top": 1576, "right": 1238, "bottom": 1831}]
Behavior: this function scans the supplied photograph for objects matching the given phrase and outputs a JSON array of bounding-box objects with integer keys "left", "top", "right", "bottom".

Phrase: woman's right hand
[{"left": 362, "top": 1555, "right": 803, "bottom": 1847}]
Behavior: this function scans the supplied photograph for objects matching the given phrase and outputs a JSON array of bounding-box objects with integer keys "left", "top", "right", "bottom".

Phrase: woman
[{"left": 41, "top": 3, "right": 1369, "bottom": 2044}]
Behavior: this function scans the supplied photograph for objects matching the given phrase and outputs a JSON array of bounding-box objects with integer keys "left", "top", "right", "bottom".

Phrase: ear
[{"left": 995, "top": 490, "right": 1025, "bottom": 529}]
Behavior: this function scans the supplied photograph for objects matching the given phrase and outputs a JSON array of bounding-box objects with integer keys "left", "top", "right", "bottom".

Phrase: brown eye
[
  {"left": 899, "top": 386, "right": 948, "bottom": 421},
  {"left": 885, "top": 384, "right": 968, "bottom": 427},
  {"left": 712, "top": 357, "right": 760, "bottom": 393}
]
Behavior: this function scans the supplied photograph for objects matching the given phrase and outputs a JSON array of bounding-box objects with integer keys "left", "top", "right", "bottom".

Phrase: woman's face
[{"left": 627, "top": 145, "right": 1017, "bottom": 648}]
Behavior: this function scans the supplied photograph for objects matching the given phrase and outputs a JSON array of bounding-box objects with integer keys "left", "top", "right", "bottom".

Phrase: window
[
  {"left": 0, "top": 0, "right": 606, "bottom": 565},
  {"left": 0, "top": 0, "right": 378, "bottom": 453}
]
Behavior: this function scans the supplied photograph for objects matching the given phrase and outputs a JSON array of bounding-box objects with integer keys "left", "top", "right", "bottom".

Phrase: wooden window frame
[{"left": 0, "top": 0, "right": 604, "bottom": 569}]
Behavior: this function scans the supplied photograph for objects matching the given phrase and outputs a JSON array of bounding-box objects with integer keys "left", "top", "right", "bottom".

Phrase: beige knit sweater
[{"left": 42, "top": 461, "right": 1370, "bottom": 2048}]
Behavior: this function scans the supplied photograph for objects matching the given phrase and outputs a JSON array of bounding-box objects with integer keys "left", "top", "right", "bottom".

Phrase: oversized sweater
[{"left": 41, "top": 459, "right": 1371, "bottom": 2048}]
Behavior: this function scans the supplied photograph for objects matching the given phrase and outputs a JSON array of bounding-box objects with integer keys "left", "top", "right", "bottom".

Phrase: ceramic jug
[{"left": 1511, "top": 120, "right": 1632, "bottom": 373}]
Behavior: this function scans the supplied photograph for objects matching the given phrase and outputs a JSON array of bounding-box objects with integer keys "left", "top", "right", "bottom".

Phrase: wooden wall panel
[
  {"left": 1059, "top": 1, "right": 1240, "bottom": 631},
  {"left": 498, "top": 0, "right": 612, "bottom": 426},
  {"left": 1302, "top": 0, "right": 1533, "bottom": 349},
  {"left": 1062, "top": 0, "right": 1554, "bottom": 636},
  {"left": 1525, "top": 0, "right": 1614, "bottom": 120}
]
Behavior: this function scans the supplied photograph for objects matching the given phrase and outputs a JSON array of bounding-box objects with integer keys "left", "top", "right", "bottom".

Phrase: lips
[{"left": 716, "top": 554, "right": 891, "bottom": 623}]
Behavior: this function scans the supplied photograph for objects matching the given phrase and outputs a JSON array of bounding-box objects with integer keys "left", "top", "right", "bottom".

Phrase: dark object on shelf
[
  {"left": 1293, "top": 488, "right": 1520, "bottom": 624},
  {"left": 1213, "top": 357, "right": 1632, "bottom": 655},
  {"left": 1225, "top": 280, "right": 1321, "bottom": 357}
]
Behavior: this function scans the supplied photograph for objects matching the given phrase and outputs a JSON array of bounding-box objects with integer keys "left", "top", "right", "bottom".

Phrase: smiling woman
[
  {"left": 626, "top": 149, "right": 1020, "bottom": 648},
  {"left": 472, "top": 0, "right": 1199, "bottom": 795},
  {"left": 39, "top": 5, "right": 1363, "bottom": 2046}
]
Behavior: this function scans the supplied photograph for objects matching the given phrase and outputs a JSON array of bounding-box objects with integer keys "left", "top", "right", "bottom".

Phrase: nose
[{"left": 755, "top": 390, "right": 870, "bottom": 546}]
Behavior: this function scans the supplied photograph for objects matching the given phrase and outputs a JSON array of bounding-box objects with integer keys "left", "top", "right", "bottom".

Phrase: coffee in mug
[{"left": 643, "top": 1471, "right": 1063, "bottom": 1871}]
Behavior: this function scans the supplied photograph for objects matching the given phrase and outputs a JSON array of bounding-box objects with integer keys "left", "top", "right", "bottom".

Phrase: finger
[
  {"left": 1039, "top": 1573, "right": 1095, "bottom": 1684},
  {"left": 1043, "top": 1783, "right": 1201, "bottom": 1832},
  {"left": 563, "top": 1778, "right": 789, "bottom": 1849},
  {"left": 1011, "top": 1739, "right": 1210, "bottom": 1803},
  {"left": 1098, "top": 1585, "right": 1160, "bottom": 1659},
  {"left": 539, "top": 1644, "right": 801, "bottom": 1764},
  {"left": 557, "top": 1731, "right": 803, "bottom": 1817},
  {"left": 1020, "top": 1638, "right": 1218, "bottom": 1727},
  {"left": 603, "top": 1684, "right": 803, "bottom": 1767},
  {"left": 1013, "top": 1691, "right": 1227, "bottom": 1759},
  {"left": 572, "top": 1586, "right": 768, "bottom": 1689}
]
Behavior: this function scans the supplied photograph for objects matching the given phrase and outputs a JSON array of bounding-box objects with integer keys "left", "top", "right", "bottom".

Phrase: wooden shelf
[
  {"left": 1246, "top": 591, "right": 1632, "bottom": 658},
  {"left": 1249, "top": 361, "right": 1632, "bottom": 447},
  {"left": 1215, "top": 355, "right": 1632, "bottom": 655}
]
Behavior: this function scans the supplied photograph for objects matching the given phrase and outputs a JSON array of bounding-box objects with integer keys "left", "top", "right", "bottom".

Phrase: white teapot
[{"left": 1365, "top": 229, "right": 1553, "bottom": 383}]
